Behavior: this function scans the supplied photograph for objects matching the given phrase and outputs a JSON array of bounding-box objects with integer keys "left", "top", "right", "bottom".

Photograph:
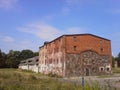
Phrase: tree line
[
  {"left": 0, "top": 49, "right": 38, "bottom": 68},
  {"left": 0, "top": 49, "right": 120, "bottom": 68},
  {"left": 113, "top": 53, "right": 120, "bottom": 67}
]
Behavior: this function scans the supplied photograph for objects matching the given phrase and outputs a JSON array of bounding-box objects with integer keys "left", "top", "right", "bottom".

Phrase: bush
[
  {"left": 29, "top": 75, "right": 37, "bottom": 80},
  {"left": 47, "top": 72, "right": 62, "bottom": 78}
]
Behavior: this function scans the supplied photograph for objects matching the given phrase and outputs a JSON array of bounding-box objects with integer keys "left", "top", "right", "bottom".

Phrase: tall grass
[
  {"left": 0, "top": 69, "right": 107, "bottom": 90},
  {"left": 0, "top": 69, "right": 81, "bottom": 90},
  {"left": 112, "top": 67, "right": 120, "bottom": 73}
]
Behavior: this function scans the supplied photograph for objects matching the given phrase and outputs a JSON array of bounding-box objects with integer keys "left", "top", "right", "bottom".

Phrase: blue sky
[{"left": 0, "top": 0, "right": 120, "bottom": 56}]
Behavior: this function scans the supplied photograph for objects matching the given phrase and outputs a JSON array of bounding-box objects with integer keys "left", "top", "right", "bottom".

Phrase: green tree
[
  {"left": 0, "top": 49, "right": 7, "bottom": 68},
  {"left": 33, "top": 52, "right": 39, "bottom": 56},
  {"left": 115, "top": 52, "right": 120, "bottom": 67},
  {"left": 2, "top": 49, "right": 38, "bottom": 68},
  {"left": 19, "top": 49, "right": 34, "bottom": 60},
  {"left": 112, "top": 56, "right": 115, "bottom": 67},
  {"left": 118, "top": 52, "right": 120, "bottom": 58},
  {"left": 6, "top": 50, "right": 21, "bottom": 68}
]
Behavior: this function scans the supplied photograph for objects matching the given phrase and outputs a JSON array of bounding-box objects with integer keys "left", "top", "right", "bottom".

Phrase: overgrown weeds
[
  {"left": 0, "top": 69, "right": 112, "bottom": 90},
  {"left": 47, "top": 72, "right": 62, "bottom": 78},
  {"left": 112, "top": 68, "right": 120, "bottom": 73}
]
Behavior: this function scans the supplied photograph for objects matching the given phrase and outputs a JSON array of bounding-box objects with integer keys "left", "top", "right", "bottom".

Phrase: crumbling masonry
[{"left": 39, "top": 34, "right": 112, "bottom": 77}]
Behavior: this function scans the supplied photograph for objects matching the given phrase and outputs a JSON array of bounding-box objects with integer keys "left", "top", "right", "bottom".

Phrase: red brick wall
[
  {"left": 39, "top": 34, "right": 112, "bottom": 77},
  {"left": 45, "top": 38, "right": 63, "bottom": 64},
  {"left": 65, "top": 35, "right": 111, "bottom": 56},
  {"left": 39, "top": 37, "right": 65, "bottom": 75}
]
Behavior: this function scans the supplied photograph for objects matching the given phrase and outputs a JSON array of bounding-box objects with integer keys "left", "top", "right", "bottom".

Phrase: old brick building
[{"left": 39, "top": 34, "right": 112, "bottom": 77}]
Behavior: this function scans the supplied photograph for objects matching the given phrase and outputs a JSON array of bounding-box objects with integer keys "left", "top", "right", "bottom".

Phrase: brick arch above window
[{"left": 80, "top": 49, "right": 99, "bottom": 55}]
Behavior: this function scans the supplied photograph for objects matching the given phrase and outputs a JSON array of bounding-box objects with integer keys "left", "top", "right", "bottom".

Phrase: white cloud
[
  {"left": 0, "top": 39, "right": 38, "bottom": 53},
  {"left": 63, "top": 0, "right": 94, "bottom": 15},
  {"left": 61, "top": 7, "right": 70, "bottom": 15},
  {"left": 115, "top": 9, "right": 120, "bottom": 13},
  {"left": 44, "top": 14, "right": 56, "bottom": 21},
  {"left": 106, "top": 8, "right": 120, "bottom": 14},
  {"left": 18, "top": 40, "right": 36, "bottom": 50},
  {"left": 0, "top": 0, "right": 18, "bottom": 10},
  {"left": 0, "top": 36, "right": 15, "bottom": 42},
  {"left": 65, "top": 0, "right": 80, "bottom": 6},
  {"left": 0, "top": 23, "right": 87, "bottom": 53},
  {"left": 112, "top": 9, "right": 120, "bottom": 14},
  {"left": 63, "top": 0, "right": 80, "bottom": 14},
  {"left": 18, "top": 22, "right": 87, "bottom": 41},
  {"left": 18, "top": 22, "right": 61, "bottom": 41},
  {"left": 65, "top": 0, "right": 93, "bottom": 6},
  {"left": 65, "top": 27, "right": 87, "bottom": 34}
]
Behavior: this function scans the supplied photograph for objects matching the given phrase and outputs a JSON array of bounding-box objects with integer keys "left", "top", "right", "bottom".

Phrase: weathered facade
[
  {"left": 39, "top": 34, "right": 112, "bottom": 77},
  {"left": 19, "top": 56, "right": 39, "bottom": 72}
]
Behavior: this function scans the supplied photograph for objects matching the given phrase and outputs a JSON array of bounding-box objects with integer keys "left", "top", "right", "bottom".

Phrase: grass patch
[
  {"left": 47, "top": 72, "right": 62, "bottom": 78},
  {"left": 112, "top": 67, "right": 120, "bottom": 73},
  {"left": 0, "top": 68, "right": 110, "bottom": 90},
  {"left": 0, "top": 69, "right": 81, "bottom": 90},
  {"left": 97, "top": 75, "right": 113, "bottom": 78}
]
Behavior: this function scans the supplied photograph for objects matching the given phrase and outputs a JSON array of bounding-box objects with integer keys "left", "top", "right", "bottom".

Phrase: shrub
[{"left": 47, "top": 72, "right": 62, "bottom": 78}]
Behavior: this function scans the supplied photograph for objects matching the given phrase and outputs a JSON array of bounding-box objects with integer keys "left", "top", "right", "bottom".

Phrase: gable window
[
  {"left": 100, "top": 48, "right": 103, "bottom": 52},
  {"left": 59, "top": 38, "right": 61, "bottom": 42},
  {"left": 100, "top": 40, "right": 103, "bottom": 44},
  {"left": 73, "top": 37, "right": 77, "bottom": 42},
  {"left": 73, "top": 46, "right": 77, "bottom": 51}
]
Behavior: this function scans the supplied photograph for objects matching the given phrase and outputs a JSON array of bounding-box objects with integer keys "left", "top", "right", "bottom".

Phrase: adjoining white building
[{"left": 19, "top": 56, "right": 39, "bottom": 72}]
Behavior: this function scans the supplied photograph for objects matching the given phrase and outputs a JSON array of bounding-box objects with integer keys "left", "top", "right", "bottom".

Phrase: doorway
[{"left": 86, "top": 68, "right": 89, "bottom": 76}]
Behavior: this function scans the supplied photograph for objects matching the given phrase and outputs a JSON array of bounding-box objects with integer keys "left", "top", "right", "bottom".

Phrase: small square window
[
  {"left": 100, "top": 40, "right": 103, "bottom": 44},
  {"left": 100, "top": 48, "right": 103, "bottom": 52},
  {"left": 73, "top": 37, "right": 77, "bottom": 42},
  {"left": 73, "top": 46, "right": 77, "bottom": 51},
  {"left": 59, "top": 39, "right": 61, "bottom": 42}
]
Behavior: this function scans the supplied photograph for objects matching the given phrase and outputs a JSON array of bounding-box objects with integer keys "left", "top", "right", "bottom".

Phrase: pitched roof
[{"left": 39, "top": 33, "right": 110, "bottom": 49}]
